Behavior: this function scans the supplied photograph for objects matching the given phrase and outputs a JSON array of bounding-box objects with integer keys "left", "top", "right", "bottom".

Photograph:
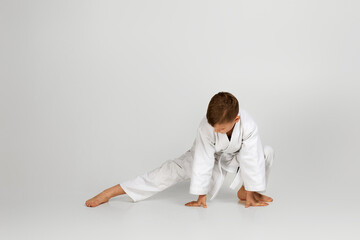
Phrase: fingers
[
  {"left": 185, "top": 201, "right": 202, "bottom": 207},
  {"left": 185, "top": 201, "right": 199, "bottom": 207},
  {"left": 255, "top": 202, "right": 269, "bottom": 206},
  {"left": 185, "top": 201, "right": 207, "bottom": 208},
  {"left": 245, "top": 200, "right": 269, "bottom": 208}
]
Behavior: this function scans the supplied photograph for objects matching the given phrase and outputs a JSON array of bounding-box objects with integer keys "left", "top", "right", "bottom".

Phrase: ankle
[
  {"left": 102, "top": 189, "right": 113, "bottom": 199},
  {"left": 103, "top": 184, "right": 124, "bottom": 198}
]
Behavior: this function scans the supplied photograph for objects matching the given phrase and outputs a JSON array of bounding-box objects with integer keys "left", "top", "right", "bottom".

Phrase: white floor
[{"left": 3, "top": 175, "right": 359, "bottom": 240}]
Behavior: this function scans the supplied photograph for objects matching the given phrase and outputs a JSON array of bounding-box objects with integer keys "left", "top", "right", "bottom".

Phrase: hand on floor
[{"left": 185, "top": 194, "right": 207, "bottom": 208}]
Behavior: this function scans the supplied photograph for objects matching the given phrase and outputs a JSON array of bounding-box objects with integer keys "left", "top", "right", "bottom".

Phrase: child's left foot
[
  {"left": 237, "top": 185, "right": 273, "bottom": 202},
  {"left": 85, "top": 191, "right": 111, "bottom": 207}
]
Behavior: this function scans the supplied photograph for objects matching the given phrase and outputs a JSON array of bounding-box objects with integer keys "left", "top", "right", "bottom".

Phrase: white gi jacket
[{"left": 189, "top": 108, "right": 266, "bottom": 200}]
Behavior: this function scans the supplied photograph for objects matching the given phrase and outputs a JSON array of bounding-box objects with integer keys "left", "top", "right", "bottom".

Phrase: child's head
[{"left": 206, "top": 92, "right": 240, "bottom": 134}]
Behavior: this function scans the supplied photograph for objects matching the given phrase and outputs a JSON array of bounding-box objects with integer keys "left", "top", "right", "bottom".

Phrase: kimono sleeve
[
  {"left": 237, "top": 122, "right": 266, "bottom": 192},
  {"left": 189, "top": 126, "right": 216, "bottom": 195}
]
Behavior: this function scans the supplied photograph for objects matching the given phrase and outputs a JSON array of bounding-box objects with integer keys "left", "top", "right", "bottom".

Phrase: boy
[{"left": 85, "top": 92, "right": 274, "bottom": 208}]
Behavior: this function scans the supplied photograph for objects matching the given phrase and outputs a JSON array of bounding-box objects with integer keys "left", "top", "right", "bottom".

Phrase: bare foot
[
  {"left": 85, "top": 184, "right": 126, "bottom": 207},
  {"left": 85, "top": 190, "right": 111, "bottom": 207},
  {"left": 237, "top": 185, "right": 273, "bottom": 202},
  {"left": 253, "top": 192, "right": 273, "bottom": 203},
  {"left": 237, "top": 185, "right": 247, "bottom": 201}
]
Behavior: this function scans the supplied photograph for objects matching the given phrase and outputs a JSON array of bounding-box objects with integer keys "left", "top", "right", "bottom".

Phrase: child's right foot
[{"left": 85, "top": 191, "right": 111, "bottom": 207}]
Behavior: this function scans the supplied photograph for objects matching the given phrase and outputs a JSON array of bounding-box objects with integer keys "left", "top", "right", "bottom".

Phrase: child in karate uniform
[{"left": 86, "top": 92, "right": 274, "bottom": 208}]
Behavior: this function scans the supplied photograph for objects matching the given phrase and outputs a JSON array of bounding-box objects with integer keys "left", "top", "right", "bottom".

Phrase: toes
[
  {"left": 85, "top": 200, "right": 96, "bottom": 207},
  {"left": 262, "top": 196, "right": 273, "bottom": 202}
]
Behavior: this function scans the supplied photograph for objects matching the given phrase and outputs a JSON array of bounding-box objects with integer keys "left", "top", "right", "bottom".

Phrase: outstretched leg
[
  {"left": 85, "top": 151, "right": 192, "bottom": 206},
  {"left": 85, "top": 184, "right": 126, "bottom": 207},
  {"left": 120, "top": 156, "right": 191, "bottom": 202}
]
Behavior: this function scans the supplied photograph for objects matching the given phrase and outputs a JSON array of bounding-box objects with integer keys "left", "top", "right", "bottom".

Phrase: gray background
[{"left": 1, "top": 0, "right": 359, "bottom": 239}]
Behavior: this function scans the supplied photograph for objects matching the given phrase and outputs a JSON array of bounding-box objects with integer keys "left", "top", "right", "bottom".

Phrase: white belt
[
  {"left": 209, "top": 153, "right": 242, "bottom": 200},
  {"left": 218, "top": 153, "right": 242, "bottom": 189}
]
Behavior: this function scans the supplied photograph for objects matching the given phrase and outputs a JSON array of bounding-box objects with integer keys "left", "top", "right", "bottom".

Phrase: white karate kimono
[{"left": 120, "top": 108, "right": 274, "bottom": 202}]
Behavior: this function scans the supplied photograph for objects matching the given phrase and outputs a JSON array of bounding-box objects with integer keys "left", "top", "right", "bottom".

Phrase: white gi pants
[{"left": 120, "top": 145, "right": 274, "bottom": 202}]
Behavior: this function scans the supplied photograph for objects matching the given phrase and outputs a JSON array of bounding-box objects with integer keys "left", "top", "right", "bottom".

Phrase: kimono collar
[{"left": 221, "top": 116, "right": 241, "bottom": 153}]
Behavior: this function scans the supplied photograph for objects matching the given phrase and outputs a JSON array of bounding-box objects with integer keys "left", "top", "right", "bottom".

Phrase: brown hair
[{"left": 206, "top": 92, "right": 239, "bottom": 126}]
